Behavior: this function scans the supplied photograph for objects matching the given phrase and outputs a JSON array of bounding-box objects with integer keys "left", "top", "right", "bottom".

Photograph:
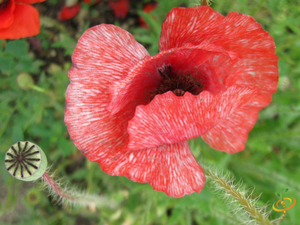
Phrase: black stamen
[{"left": 151, "top": 65, "right": 203, "bottom": 99}]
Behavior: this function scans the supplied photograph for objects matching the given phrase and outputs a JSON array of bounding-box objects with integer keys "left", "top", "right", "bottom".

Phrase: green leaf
[
  {"left": 0, "top": 54, "right": 16, "bottom": 74},
  {"left": 4, "top": 40, "right": 29, "bottom": 59},
  {"left": 16, "top": 58, "right": 45, "bottom": 74},
  {"left": 168, "top": 208, "right": 184, "bottom": 225},
  {"left": 52, "top": 32, "right": 76, "bottom": 56},
  {"left": 275, "top": 192, "right": 281, "bottom": 197},
  {"left": 12, "top": 125, "right": 24, "bottom": 143}
]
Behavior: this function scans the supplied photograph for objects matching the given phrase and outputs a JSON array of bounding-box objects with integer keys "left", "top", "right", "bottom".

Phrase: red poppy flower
[
  {"left": 65, "top": 6, "right": 278, "bottom": 197},
  {"left": 58, "top": 3, "right": 81, "bottom": 21},
  {"left": 108, "top": 0, "right": 129, "bottom": 19},
  {"left": 0, "top": 0, "right": 45, "bottom": 39}
]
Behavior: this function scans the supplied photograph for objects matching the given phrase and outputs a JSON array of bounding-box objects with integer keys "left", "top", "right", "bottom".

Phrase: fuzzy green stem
[
  {"left": 42, "top": 172, "right": 77, "bottom": 201},
  {"left": 41, "top": 171, "right": 117, "bottom": 209},
  {"left": 203, "top": 167, "right": 272, "bottom": 225}
]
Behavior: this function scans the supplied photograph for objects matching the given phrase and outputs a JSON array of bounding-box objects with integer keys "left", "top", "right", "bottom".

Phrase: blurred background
[{"left": 0, "top": 0, "right": 299, "bottom": 224}]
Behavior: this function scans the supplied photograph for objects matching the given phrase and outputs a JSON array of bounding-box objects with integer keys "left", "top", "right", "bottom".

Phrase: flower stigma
[{"left": 151, "top": 65, "right": 204, "bottom": 99}]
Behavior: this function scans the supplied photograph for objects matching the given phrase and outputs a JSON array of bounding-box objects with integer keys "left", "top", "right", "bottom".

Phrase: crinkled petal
[
  {"left": 159, "top": 6, "right": 278, "bottom": 99},
  {"left": 65, "top": 24, "right": 149, "bottom": 161},
  {"left": 225, "top": 52, "right": 278, "bottom": 103},
  {"left": 127, "top": 85, "right": 260, "bottom": 152},
  {"left": 0, "top": 4, "right": 40, "bottom": 39},
  {"left": 108, "top": 44, "right": 236, "bottom": 116},
  {"left": 0, "top": 0, "right": 15, "bottom": 29},
  {"left": 160, "top": 6, "right": 275, "bottom": 53},
  {"left": 98, "top": 141, "right": 205, "bottom": 197},
  {"left": 201, "top": 105, "right": 260, "bottom": 153}
]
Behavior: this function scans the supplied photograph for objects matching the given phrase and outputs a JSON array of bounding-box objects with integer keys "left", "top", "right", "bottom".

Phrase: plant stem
[
  {"left": 41, "top": 171, "right": 117, "bottom": 209},
  {"left": 42, "top": 172, "right": 78, "bottom": 202},
  {"left": 30, "top": 85, "right": 51, "bottom": 95},
  {"left": 203, "top": 167, "right": 272, "bottom": 225}
]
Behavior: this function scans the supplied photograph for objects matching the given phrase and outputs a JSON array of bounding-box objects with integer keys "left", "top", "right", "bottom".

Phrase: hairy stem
[
  {"left": 41, "top": 171, "right": 117, "bottom": 209},
  {"left": 203, "top": 167, "right": 272, "bottom": 225},
  {"left": 42, "top": 172, "right": 78, "bottom": 201}
]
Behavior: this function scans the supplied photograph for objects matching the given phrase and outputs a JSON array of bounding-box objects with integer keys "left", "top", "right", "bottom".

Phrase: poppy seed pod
[{"left": 5, "top": 141, "right": 48, "bottom": 181}]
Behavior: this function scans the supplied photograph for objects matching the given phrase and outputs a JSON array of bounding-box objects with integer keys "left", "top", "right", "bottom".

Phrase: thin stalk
[
  {"left": 203, "top": 167, "right": 272, "bottom": 225},
  {"left": 42, "top": 172, "right": 78, "bottom": 202},
  {"left": 41, "top": 171, "right": 118, "bottom": 209},
  {"left": 30, "top": 84, "right": 51, "bottom": 95}
]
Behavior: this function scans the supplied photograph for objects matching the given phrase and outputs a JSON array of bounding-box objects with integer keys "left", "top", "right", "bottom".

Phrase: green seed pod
[
  {"left": 17, "top": 73, "right": 34, "bottom": 90},
  {"left": 279, "top": 76, "right": 291, "bottom": 91},
  {"left": 5, "top": 141, "right": 47, "bottom": 181},
  {"left": 26, "top": 188, "right": 41, "bottom": 205}
]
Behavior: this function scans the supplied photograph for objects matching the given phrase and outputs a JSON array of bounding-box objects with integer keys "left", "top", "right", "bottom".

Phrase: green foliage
[{"left": 1, "top": 0, "right": 300, "bottom": 225}]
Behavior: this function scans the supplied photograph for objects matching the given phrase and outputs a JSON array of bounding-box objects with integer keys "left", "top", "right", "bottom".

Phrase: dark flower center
[
  {"left": 151, "top": 65, "right": 203, "bottom": 99},
  {"left": 0, "top": 0, "right": 9, "bottom": 9}
]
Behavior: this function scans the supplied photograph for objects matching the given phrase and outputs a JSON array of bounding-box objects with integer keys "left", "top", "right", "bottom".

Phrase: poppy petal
[
  {"left": 126, "top": 85, "right": 260, "bottom": 152},
  {"left": 14, "top": 0, "right": 45, "bottom": 4},
  {"left": 65, "top": 24, "right": 149, "bottom": 160},
  {"left": 201, "top": 105, "right": 260, "bottom": 153},
  {"left": 160, "top": 6, "right": 275, "bottom": 53},
  {"left": 0, "top": 0, "right": 15, "bottom": 29},
  {"left": 58, "top": 4, "right": 81, "bottom": 21},
  {"left": 99, "top": 141, "right": 205, "bottom": 197},
  {"left": 108, "top": 44, "right": 236, "bottom": 116},
  {"left": 0, "top": 4, "right": 40, "bottom": 39},
  {"left": 159, "top": 6, "right": 278, "bottom": 98}
]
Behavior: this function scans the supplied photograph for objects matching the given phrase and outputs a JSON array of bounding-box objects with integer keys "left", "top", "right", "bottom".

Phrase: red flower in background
[
  {"left": 108, "top": 0, "right": 129, "bottom": 19},
  {"left": 0, "top": 0, "right": 45, "bottom": 39},
  {"left": 65, "top": 6, "right": 278, "bottom": 197},
  {"left": 58, "top": 0, "right": 129, "bottom": 21},
  {"left": 139, "top": 2, "right": 157, "bottom": 28},
  {"left": 58, "top": 3, "right": 81, "bottom": 21}
]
